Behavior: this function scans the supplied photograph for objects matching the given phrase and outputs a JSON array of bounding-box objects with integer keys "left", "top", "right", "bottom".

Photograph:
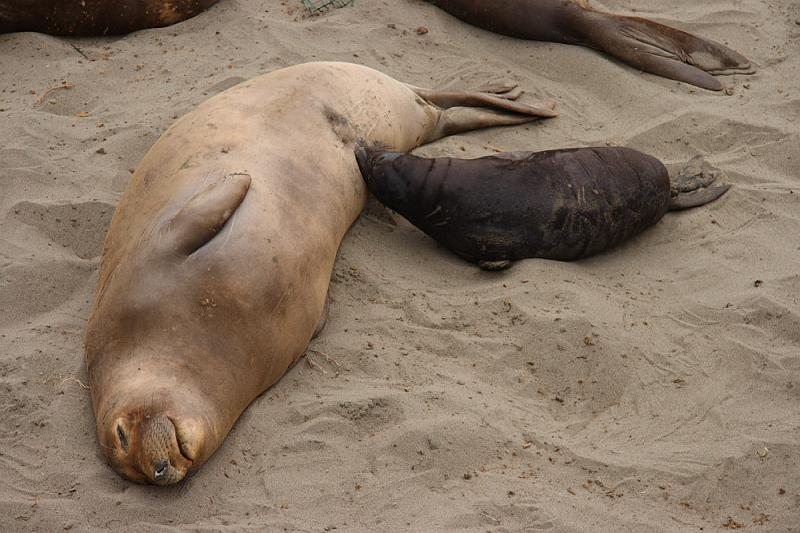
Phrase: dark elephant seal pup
[
  {"left": 85, "top": 61, "right": 557, "bottom": 485},
  {"left": 0, "top": 0, "right": 219, "bottom": 35},
  {"left": 355, "top": 146, "right": 729, "bottom": 270},
  {"left": 429, "top": 0, "right": 752, "bottom": 91}
]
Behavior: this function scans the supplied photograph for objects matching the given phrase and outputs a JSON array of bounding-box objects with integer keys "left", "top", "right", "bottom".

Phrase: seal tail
[{"left": 582, "top": 12, "right": 753, "bottom": 91}]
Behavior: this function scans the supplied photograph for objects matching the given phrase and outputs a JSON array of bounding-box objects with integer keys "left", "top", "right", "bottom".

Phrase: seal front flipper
[
  {"left": 164, "top": 172, "right": 251, "bottom": 255},
  {"left": 584, "top": 13, "right": 753, "bottom": 91}
]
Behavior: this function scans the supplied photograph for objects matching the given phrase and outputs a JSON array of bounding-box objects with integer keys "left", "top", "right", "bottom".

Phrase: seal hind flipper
[
  {"left": 405, "top": 85, "right": 558, "bottom": 143},
  {"left": 586, "top": 14, "right": 753, "bottom": 91},
  {"left": 669, "top": 184, "right": 730, "bottom": 211},
  {"left": 668, "top": 156, "right": 731, "bottom": 210},
  {"left": 436, "top": 106, "right": 555, "bottom": 139},
  {"left": 429, "top": 0, "right": 752, "bottom": 91},
  {"left": 165, "top": 172, "right": 251, "bottom": 255},
  {"left": 407, "top": 85, "right": 558, "bottom": 117}
]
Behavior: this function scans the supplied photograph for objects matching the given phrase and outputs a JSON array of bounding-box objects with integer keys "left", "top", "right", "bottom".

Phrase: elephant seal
[
  {"left": 428, "top": 0, "right": 752, "bottom": 91},
  {"left": 84, "top": 61, "right": 557, "bottom": 485},
  {"left": 355, "top": 146, "right": 729, "bottom": 270},
  {"left": 0, "top": 0, "right": 218, "bottom": 35}
]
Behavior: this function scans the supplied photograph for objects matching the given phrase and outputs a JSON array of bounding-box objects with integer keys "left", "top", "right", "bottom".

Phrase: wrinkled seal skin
[
  {"left": 85, "top": 62, "right": 557, "bottom": 485},
  {"left": 0, "top": 0, "right": 219, "bottom": 35},
  {"left": 428, "top": 0, "right": 752, "bottom": 91},
  {"left": 355, "top": 146, "right": 726, "bottom": 266}
]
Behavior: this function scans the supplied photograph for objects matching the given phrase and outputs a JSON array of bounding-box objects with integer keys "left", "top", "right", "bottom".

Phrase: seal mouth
[
  {"left": 354, "top": 140, "right": 398, "bottom": 185},
  {"left": 353, "top": 140, "right": 373, "bottom": 182},
  {"left": 146, "top": 416, "right": 193, "bottom": 486}
]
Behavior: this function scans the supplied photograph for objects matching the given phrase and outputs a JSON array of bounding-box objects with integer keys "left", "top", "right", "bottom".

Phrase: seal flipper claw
[{"left": 165, "top": 172, "right": 251, "bottom": 255}]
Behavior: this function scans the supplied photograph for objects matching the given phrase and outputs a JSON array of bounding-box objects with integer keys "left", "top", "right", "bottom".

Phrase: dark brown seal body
[
  {"left": 429, "top": 0, "right": 752, "bottom": 91},
  {"left": 0, "top": 0, "right": 218, "bottom": 35},
  {"left": 355, "top": 146, "right": 729, "bottom": 268}
]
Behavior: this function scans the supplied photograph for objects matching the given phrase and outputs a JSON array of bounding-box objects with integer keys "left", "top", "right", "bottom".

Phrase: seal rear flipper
[
  {"left": 406, "top": 84, "right": 557, "bottom": 143},
  {"left": 433, "top": 106, "right": 554, "bottom": 140},
  {"left": 670, "top": 183, "right": 730, "bottom": 210},
  {"left": 408, "top": 85, "right": 558, "bottom": 118},
  {"left": 164, "top": 172, "right": 251, "bottom": 255},
  {"left": 669, "top": 157, "right": 731, "bottom": 210},
  {"left": 584, "top": 13, "right": 752, "bottom": 91}
]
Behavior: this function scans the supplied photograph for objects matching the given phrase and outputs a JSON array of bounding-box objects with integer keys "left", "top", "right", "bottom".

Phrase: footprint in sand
[{"left": 12, "top": 200, "right": 114, "bottom": 259}]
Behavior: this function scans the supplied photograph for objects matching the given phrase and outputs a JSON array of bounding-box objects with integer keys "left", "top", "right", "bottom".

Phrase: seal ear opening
[{"left": 165, "top": 172, "right": 251, "bottom": 256}]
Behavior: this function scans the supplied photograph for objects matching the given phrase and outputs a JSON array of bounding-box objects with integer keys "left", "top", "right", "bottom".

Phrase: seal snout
[
  {"left": 139, "top": 414, "right": 190, "bottom": 486},
  {"left": 107, "top": 411, "right": 196, "bottom": 486}
]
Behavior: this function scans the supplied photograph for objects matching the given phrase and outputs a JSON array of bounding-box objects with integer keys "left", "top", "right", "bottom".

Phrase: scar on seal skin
[
  {"left": 0, "top": 0, "right": 219, "bottom": 35},
  {"left": 428, "top": 0, "right": 753, "bottom": 91},
  {"left": 355, "top": 145, "right": 730, "bottom": 270}
]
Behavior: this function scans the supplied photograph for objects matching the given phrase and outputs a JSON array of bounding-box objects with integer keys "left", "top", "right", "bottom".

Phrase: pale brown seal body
[
  {"left": 429, "top": 0, "right": 753, "bottom": 91},
  {"left": 0, "top": 0, "right": 219, "bottom": 35},
  {"left": 84, "top": 62, "right": 557, "bottom": 485}
]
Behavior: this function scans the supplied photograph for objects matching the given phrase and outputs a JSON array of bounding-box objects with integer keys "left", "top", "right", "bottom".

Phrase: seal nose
[{"left": 154, "top": 459, "right": 169, "bottom": 479}]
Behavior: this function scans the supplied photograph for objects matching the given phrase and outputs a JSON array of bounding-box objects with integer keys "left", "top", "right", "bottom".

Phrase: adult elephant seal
[
  {"left": 84, "top": 61, "right": 557, "bottom": 485},
  {"left": 0, "top": 0, "right": 218, "bottom": 35},
  {"left": 428, "top": 0, "right": 752, "bottom": 91},
  {"left": 355, "top": 146, "right": 729, "bottom": 270}
]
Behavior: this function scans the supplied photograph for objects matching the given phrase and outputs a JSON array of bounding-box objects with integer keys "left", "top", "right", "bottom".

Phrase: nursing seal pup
[{"left": 355, "top": 146, "right": 729, "bottom": 270}]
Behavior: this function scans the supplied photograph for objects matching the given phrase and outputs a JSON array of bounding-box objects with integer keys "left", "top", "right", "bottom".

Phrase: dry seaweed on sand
[{"left": 301, "top": 0, "right": 354, "bottom": 15}]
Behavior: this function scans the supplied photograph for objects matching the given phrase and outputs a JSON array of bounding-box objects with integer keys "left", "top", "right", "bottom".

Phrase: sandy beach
[{"left": 1, "top": 0, "right": 798, "bottom": 530}]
